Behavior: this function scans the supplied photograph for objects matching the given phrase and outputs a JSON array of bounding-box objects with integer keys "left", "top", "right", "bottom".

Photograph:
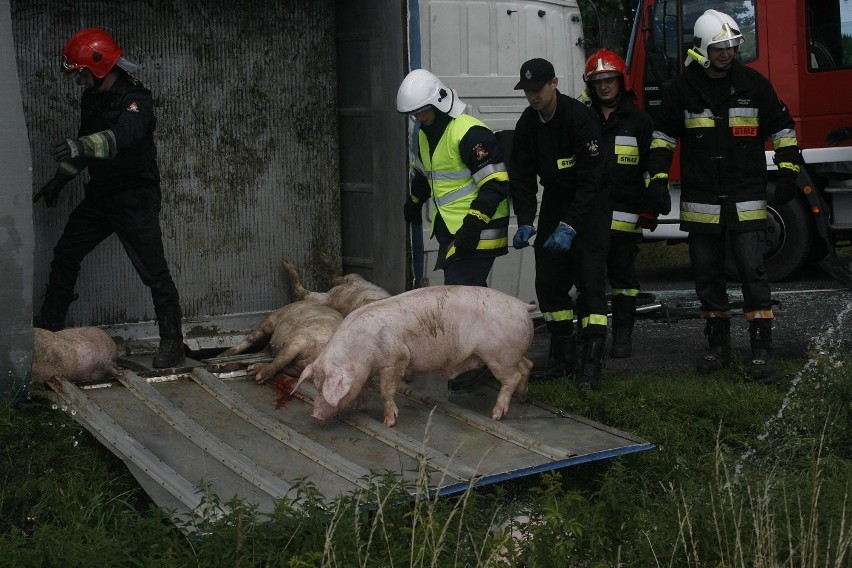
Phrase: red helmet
[
  {"left": 583, "top": 49, "right": 631, "bottom": 91},
  {"left": 61, "top": 28, "right": 122, "bottom": 78}
]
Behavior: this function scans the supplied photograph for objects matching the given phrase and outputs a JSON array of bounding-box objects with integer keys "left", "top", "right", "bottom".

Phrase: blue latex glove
[
  {"left": 512, "top": 225, "right": 536, "bottom": 249},
  {"left": 542, "top": 222, "right": 576, "bottom": 253}
]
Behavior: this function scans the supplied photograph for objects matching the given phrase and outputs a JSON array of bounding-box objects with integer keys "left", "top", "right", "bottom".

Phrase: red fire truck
[{"left": 626, "top": 0, "right": 852, "bottom": 280}]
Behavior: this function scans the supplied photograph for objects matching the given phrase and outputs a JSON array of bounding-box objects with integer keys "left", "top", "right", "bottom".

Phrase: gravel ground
[{"left": 524, "top": 262, "right": 852, "bottom": 377}]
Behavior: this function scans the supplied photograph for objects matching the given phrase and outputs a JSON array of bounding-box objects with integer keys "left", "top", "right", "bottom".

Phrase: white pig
[
  {"left": 295, "top": 285, "right": 535, "bottom": 427},
  {"left": 282, "top": 256, "right": 390, "bottom": 317},
  {"left": 32, "top": 327, "right": 120, "bottom": 383},
  {"left": 220, "top": 302, "right": 343, "bottom": 384}
]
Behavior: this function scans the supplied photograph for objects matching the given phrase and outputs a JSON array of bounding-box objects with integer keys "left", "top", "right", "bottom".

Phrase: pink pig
[
  {"left": 33, "top": 327, "right": 120, "bottom": 383},
  {"left": 282, "top": 255, "right": 390, "bottom": 317},
  {"left": 295, "top": 285, "right": 535, "bottom": 427},
  {"left": 220, "top": 301, "right": 343, "bottom": 384}
]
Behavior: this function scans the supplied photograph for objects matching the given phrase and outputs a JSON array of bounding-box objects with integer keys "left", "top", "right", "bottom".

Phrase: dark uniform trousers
[
  {"left": 688, "top": 228, "right": 771, "bottom": 315},
  {"left": 607, "top": 233, "right": 641, "bottom": 293},
  {"left": 48, "top": 183, "right": 180, "bottom": 313},
  {"left": 534, "top": 216, "right": 610, "bottom": 338}
]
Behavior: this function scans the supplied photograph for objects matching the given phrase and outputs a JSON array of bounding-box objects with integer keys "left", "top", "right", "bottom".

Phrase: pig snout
[{"left": 311, "top": 397, "right": 339, "bottom": 422}]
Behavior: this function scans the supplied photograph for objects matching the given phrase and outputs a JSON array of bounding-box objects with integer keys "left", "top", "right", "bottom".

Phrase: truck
[{"left": 626, "top": 0, "right": 852, "bottom": 281}]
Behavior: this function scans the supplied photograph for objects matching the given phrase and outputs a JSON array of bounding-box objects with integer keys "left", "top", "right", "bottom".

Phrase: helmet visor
[
  {"left": 587, "top": 71, "right": 621, "bottom": 82},
  {"left": 708, "top": 37, "right": 744, "bottom": 49}
]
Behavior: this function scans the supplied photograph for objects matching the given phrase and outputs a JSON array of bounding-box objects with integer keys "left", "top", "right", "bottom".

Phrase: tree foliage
[{"left": 578, "top": 0, "right": 639, "bottom": 57}]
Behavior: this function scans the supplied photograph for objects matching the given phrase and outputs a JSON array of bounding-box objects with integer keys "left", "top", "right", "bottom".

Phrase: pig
[
  {"left": 32, "top": 327, "right": 120, "bottom": 383},
  {"left": 295, "top": 285, "right": 535, "bottom": 427},
  {"left": 282, "top": 253, "right": 391, "bottom": 317},
  {"left": 220, "top": 301, "right": 343, "bottom": 384}
]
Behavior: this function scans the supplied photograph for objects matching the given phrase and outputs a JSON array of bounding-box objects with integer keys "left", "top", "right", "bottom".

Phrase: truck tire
[{"left": 725, "top": 194, "right": 813, "bottom": 282}]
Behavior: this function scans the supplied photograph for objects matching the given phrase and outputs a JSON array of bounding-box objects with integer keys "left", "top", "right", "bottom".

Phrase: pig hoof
[
  {"left": 491, "top": 406, "right": 507, "bottom": 421},
  {"left": 382, "top": 415, "right": 397, "bottom": 427}
]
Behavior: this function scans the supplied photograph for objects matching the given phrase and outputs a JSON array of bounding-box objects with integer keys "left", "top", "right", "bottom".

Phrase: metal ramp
[{"left": 46, "top": 353, "right": 653, "bottom": 524}]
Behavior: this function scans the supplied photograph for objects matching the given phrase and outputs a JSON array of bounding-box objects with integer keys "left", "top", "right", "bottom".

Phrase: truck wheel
[{"left": 725, "top": 195, "right": 813, "bottom": 282}]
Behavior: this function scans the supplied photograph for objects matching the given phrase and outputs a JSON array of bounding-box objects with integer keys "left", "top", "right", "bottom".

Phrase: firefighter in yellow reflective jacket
[
  {"left": 647, "top": 10, "right": 803, "bottom": 381},
  {"left": 397, "top": 69, "right": 510, "bottom": 287}
]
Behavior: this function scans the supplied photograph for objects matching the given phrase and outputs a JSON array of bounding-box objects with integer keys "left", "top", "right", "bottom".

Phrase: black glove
[
  {"left": 33, "top": 175, "right": 71, "bottom": 208},
  {"left": 771, "top": 172, "right": 798, "bottom": 206},
  {"left": 52, "top": 138, "right": 84, "bottom": 163},
  {"left": 635, "top": 212, "right": 659, "bottom": 231},
  {"left": 403, "top": 196, "right": 424, "bottom": 224},
  {"left": 826, "top": 127, "right": 852, "bottom": 146},
  {"left": 453, "top": 215, "right": 486, "bottom": 256},
  {"left": 642, "top": 177, "right": 672, "bottom": 215}
]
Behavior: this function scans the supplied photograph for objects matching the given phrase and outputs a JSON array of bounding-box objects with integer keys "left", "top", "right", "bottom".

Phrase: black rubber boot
[
  {"left": 35, "top": 286, "right": 78, "bottom": 332},
  {"left": 696, "top": 318, "right": 732, "bottom": 373},
  {"left": 531, "top": 330, "right": 577, "bottom": 381},
  {"left": 610, "top": 295, "right": 636, "bottom": 359},
  {"left": 577, "top": 335, "right": 605, "bottom": 390},
  {"left": 748, "top": 319, "right": 775, "bottom": 382},
  {"left": 152, "top": 308, "right": 185, "bottom": 369}
]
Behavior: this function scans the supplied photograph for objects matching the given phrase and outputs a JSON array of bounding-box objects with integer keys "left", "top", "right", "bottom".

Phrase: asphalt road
[{"left": 525, "top": 260, "right": 852, "bottom": 377}]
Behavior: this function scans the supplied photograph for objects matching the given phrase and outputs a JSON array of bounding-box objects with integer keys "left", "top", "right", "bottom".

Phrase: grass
[
  {"left": 637, "top": 241, "right": 691, "bottom": 268},
  {"left": 2, "top": 338, "right": 851, "bottom": 565}
]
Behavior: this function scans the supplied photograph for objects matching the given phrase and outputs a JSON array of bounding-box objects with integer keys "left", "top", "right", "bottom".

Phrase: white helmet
[
  {"left": 396, "top": 69, "right": 467, "bottom": 118},
  {"left": 686, "top": 9, "right": 744, "bottom": 67}
]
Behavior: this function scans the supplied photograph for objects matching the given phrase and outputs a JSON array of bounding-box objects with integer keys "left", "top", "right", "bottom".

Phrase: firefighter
[
  {"left": 33, "top": 28, "right": 185, "bottom": 369},
  {"left": 647, "top": 10, "right": 803, "bottom": 381},
  {"left": 580, "top": 49, "right": 662, "bottom": 358},
  {"left": 396, "top": 69, "right": 510, "bottom": 286},
  {"left": 396, "top": 69, "right": 510, "bottom": 390},
  {"left": 510, "top": 58, "right": 608, "bottom": 389}
]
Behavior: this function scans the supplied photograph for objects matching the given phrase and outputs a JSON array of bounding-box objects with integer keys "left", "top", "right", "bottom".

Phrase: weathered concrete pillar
[{"left": 0, "top": 0, "right": 34, "bottom": 400}]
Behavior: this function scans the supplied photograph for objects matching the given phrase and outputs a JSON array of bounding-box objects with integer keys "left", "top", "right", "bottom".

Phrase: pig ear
[{"left": 292, "top": 364, "right": 313, "bottom": 395}]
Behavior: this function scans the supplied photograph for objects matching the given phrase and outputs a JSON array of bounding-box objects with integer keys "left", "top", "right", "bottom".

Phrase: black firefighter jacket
[
  {"left": 509, "top": 90, "right": 607, "bottom": 241},
  {"left": 648, "top": 60, "right": 799, "bottom": 234},
  {"left": 72, "top": 72, "right": 160, "bottom": 193},
  {"left": 582, "top": 89, "right": 654, "bottom": 233}
]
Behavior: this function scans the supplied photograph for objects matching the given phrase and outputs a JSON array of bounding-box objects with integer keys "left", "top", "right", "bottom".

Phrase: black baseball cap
[{"left": 514, "top": 58, "right": 556, "bottom": 90}]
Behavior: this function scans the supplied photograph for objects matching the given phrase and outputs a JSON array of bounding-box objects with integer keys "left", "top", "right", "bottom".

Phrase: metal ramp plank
[
  {"left": 189, "top": 368, "right": 375, "bottom": 489},
  {"left": 292, "top": 382, "right": 480, "bottom": 482},
  {"left": 46, "top": 377, "right": 205, "bottom": 515},
  {"left": 207, "top": 376, "right": 435, "bottom": 489},
  {"left": 397, "top": 384, "right": 575, "bottom": 460},
  {"left": 119, "top": 371, "right": 294, "bottom": 502}
]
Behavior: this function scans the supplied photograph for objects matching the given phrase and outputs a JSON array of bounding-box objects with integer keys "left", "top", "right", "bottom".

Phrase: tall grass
[{"left": 2, "top": 343, "right": 851, "bottom": 566}]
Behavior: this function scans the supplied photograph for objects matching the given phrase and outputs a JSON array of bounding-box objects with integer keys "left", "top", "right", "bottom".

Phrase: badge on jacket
[
  {"left": 586, "top": 140, "right": 600, "bottom": 157},
  {"left": 127, "top": 101, "right": 139, "bottom": 113},
  {"left": 473, "top": 143, "right": 489, "bottom": 162}
]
